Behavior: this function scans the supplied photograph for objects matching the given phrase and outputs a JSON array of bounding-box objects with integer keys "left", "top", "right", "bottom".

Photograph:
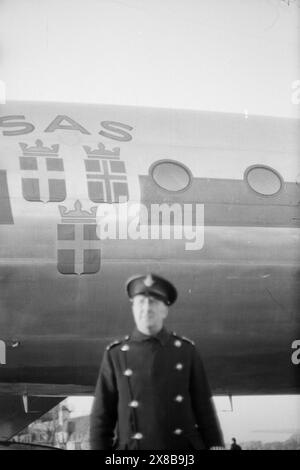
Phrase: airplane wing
[{"left": 0, "top": 394, "right": 64, "bottom": 441}]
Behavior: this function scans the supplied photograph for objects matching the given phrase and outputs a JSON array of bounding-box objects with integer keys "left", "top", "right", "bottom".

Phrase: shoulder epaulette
[
  {"left": 172, "top": 332, "right": 195, "bottom": 346},
  {"left": 106, "top": 334, "right": 130, "bottom": 351},
  {"left": 106, "top": 339, "right": 122, "bottom": 351},
  {"left": 181, "top": 336, "right": 195, "bottom": 346}
]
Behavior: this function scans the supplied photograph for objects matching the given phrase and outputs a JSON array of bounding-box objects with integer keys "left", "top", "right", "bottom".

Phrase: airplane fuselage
[{"left": 0, "top": 101, "right": 299, "bottom": 399}]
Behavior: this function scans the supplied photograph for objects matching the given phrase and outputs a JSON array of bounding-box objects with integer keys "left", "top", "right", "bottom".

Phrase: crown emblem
[
  {"left": 83, "top": 143, "right": 120, "bottom": 158},
  {"left": 20, "top": 140, "right": 59, "bottom": 156},
  {"left": 59, "top": 200, "right": 97, "bottom": 224},
  {"left": 144, "top": 274, "right": 154, "bottom": 287}
]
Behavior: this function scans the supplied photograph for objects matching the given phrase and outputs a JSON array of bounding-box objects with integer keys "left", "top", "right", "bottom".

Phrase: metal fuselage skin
[{"left": 0, "top": 101, "right": 299, "bottom": 397}]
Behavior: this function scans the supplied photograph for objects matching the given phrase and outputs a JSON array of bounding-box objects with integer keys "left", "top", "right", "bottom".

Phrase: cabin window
[
  {"left": 150, "top": 160, "right": 192, "bottom": 192},
  {"left": 245, "top": 165, "right": 283, "bottom": 196}
]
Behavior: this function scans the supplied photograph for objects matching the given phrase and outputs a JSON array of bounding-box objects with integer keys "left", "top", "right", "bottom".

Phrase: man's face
[{"left": 132, "top": 294, "right": 168, "bottom": 335}]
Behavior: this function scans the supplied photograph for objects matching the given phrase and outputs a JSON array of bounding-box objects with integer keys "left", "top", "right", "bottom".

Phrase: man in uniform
[
  {"left": 230, "top": 438, "right": 242, "bottom": 450},
  {"left": 90, "top": 273, "right": 224, "bottom": 450}
]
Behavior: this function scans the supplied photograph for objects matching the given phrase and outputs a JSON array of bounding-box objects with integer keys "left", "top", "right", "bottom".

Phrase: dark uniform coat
[{"left": 90, "top": 328, "right": 224, "bottom": 450}]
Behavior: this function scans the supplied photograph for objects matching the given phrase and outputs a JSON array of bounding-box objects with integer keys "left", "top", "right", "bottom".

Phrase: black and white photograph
[{"left": 0, "top": 0, "right": 299, "bottom": 452}]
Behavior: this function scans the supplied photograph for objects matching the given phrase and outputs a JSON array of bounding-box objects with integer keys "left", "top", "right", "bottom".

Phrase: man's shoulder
[
  {"left": 170, "top": 331, "right": 196, "bottom": 347},
  {"left": 106, "top": 335, "right": 130, "bottom": 352}
]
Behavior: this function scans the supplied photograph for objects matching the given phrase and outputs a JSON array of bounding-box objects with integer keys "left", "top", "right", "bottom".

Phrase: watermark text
[
  {"left": 97, "top": 201, "right": 205, "bottom": 251},
  {"left": 291, "top": 340, "right": 300, "bottom": 365}
]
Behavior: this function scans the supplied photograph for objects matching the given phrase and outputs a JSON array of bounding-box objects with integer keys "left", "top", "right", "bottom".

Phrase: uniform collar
[{"left": 130, "top": 327, "right": 170, "bottom": 346}]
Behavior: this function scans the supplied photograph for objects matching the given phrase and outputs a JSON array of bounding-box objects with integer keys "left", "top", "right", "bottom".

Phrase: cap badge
[{"left": 144, "top": 275, "right": 154, "bottom": 287}]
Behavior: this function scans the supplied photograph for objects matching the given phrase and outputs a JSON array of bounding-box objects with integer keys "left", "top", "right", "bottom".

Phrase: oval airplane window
[
  {"left": 245, "top": 165, "right": 283, "bottom": 196},
  {"left": 151, "top": 160, "right": 192, "bottom": 192}
]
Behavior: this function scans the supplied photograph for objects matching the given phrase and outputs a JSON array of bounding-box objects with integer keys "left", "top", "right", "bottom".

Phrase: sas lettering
[
  {"left": 99, "top": 121, "right": 133, "bottom": 142},
  {"left": 0, "top": 115, "right": 35, "bottom": 136},
  {"left": 44, "top": 115, "right": 90, "bottom": 134},
  {"left": 291, "top": 340, "right": 300, "bottom": 365},
  {"left": 0, "top": 115, "right": 133, "bottom": 141}
]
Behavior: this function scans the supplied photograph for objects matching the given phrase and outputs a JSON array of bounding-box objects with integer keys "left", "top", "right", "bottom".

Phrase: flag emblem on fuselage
[
  {"left": 0, "top": 170, "right": 14, "bottom": 224},
  {"left": 57, "top": 200, "right": 101, "bottom": 275},
  {"left": 84, "top": 143, "right": 129, "bottom": 203},
  {"left": 19, "top": 140, "right": 66, "bottom": 203}
]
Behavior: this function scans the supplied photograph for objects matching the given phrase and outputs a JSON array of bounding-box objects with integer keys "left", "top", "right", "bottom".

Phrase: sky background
[
  {"left": 1, "top": 0, "right": 300, "bottom": 117},
  {"left": 1, "top": 0, "right": 300, "bottom": 444}
]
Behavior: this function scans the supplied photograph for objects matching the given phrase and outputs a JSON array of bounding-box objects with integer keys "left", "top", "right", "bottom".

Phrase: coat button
[
  {"left": 174, "top": 340, "right": 182, "bottom": 348},
  {"left": 175, "top": 395, "right": 184, "bottom": 402},
  {"left": 175, "top": 363, "right": 183, "bottom": 370},
  {"left": 121, "top": 344, "right": 130, "bottom": 351},
  {"left": 174, "top": 428, "right": 183, "bottom": 435},
  {"left": 132, "top": 433, "right": 143, "bottom": 440},
  {"left": 129, "top": 400, "right": 139, "bottom": 408},
  {"left": 123, "top": 369, "right": 133, "bottom": 376}
]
